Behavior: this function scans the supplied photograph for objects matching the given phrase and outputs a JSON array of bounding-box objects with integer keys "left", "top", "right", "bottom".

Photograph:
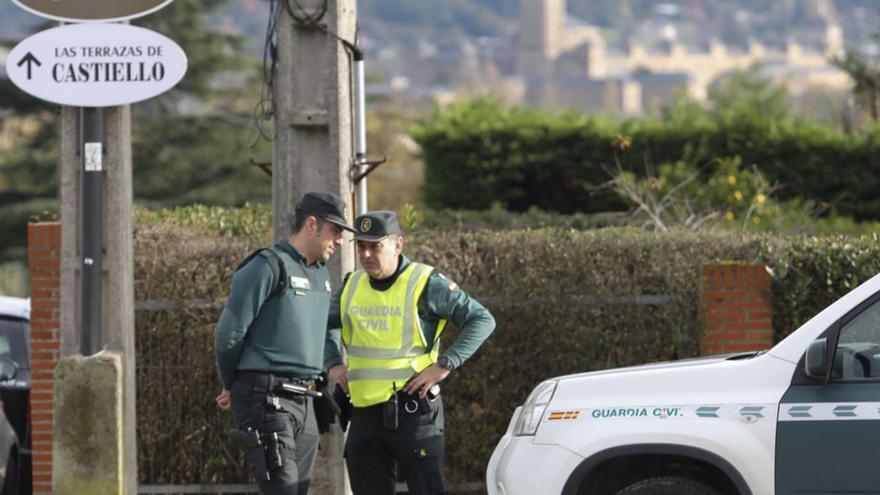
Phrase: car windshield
[{"left": 0, "top": 318, "right": 29, "bottom": 369}]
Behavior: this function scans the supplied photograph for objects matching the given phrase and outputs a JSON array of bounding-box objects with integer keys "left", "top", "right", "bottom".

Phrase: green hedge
[
  {"left": 135, "top": 224, "right": 262, "bottom": 484},
  {"left": 412, "top": 98, "right": 880, "bottom": 220},
  {"left": 132, "top": 205, "right": 880, "bottom": 483},
  {"left": 411, "top": 207, "right": 626, "bottom": 232},
  {"left": 768, "top": 234, "right": 880, "bottom": 342}
]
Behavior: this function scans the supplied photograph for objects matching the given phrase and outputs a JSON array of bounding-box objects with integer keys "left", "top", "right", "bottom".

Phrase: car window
[
  {"left": 833, "top": 298, "right": 880, "bottom": 380},
  {"left": 0, "top": 318, "right": 28, "bottom": 368}
]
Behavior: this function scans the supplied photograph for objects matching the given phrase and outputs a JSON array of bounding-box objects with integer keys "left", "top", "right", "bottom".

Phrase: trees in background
[
  {"left": 833, "top": 48, "right": 880, "bottom": 122},
  {"left": 0, "top": 0, "right": 272, "bottom": 267}
]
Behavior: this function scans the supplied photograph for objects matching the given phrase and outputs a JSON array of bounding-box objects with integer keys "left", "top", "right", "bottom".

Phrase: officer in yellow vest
[{"left": 324, "top": 211, "right": 495, "bottom": 495}]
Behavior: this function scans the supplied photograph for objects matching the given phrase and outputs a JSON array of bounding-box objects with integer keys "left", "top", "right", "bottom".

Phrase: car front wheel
[{"left": 615, "top": 476, "right": 719, "bottom": 495}]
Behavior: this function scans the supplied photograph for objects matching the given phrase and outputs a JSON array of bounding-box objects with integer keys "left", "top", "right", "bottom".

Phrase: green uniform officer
[
  {"left": 214, "top": 192, "right": 355, "bottom": 495},
  {"left": 325, "top": 211, "right": 495, "bottom": 495}
]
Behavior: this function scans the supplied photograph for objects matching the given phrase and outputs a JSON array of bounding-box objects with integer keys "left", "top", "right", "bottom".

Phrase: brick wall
[
  {"left": 27, "top": 222, "right": 61, "bottom": 495},
  {"left": 701, "top": 264, "right": 774, "bottom": 355}
]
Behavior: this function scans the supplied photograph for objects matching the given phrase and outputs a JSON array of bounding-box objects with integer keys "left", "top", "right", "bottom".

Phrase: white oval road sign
[
  {"left": 11, "top": 0, "right": 174, "bottom": 23},
  {"left": 5, "top": 23, "right": 187, "bottom": 107}
]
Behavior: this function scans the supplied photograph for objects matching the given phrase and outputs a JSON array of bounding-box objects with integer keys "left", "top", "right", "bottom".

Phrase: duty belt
[{"left": 237, "top": 370, "right": 317, "bottom": 391}]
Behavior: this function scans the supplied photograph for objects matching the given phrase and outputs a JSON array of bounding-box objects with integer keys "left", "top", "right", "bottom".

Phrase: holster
[
  {"left": 229, "top": 428, "right": 270, "bottom": 482},
  {"left": 334, "top": 384, "right": 353, "bottom": 432},
  {"left": 229, "top": 371, "right": 285, "bottom": 482},
  {"left": 263, "top": 431, "right": 285, "bottom": 472},
  {"left": 312, "top": 373, "right": 342, "bottom": 433}
]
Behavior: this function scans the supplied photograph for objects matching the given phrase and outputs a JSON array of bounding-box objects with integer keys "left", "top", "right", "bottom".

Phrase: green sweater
[
  {"left": 214, "top": 239, "right": 334, "bottom": 389},
  {"left": 324, "top": 255, "right": 495, "bottom": 370}
]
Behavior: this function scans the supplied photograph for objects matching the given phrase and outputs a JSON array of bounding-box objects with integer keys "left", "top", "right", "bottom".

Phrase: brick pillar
[
  {"left": 28, "top": 222, "right": 61, "bottom": 495},
  {"left": 701, "top": 264, "right": 774, "bottom": 355}
]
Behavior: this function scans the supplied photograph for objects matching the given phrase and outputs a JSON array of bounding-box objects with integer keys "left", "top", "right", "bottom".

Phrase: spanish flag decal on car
[{"left": 548, "top": 410, "right": 580, "bottom": 421}]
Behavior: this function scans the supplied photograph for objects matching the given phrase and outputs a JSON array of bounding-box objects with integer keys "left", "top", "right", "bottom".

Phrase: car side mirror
[
  {"left": 805, "top": 338, "right": 829, "bottom": 380},
  {"left": 0, "top": 357, "right": 18, "bottom": 382}
]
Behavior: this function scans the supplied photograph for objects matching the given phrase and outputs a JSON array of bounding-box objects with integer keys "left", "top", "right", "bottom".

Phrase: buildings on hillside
[
  {"left": 513, "top": 0, "right": 849, "bottom": 115},
  {"left": 372, "top": 0, "right": 853, "bottom": 117}
]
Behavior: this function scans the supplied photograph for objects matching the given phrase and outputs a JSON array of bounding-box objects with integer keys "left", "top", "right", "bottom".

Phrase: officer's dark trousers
[
  {"left": 345, "top": 396, "right": 446, "bottom": 495},
  {"left": 230, "top": 375, "right": 319, "bottom": 495}
]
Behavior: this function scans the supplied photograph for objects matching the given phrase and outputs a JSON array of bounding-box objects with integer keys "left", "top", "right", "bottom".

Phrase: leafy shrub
[{"left": 412, "top": 98, "right": 880, "bottom": 220}]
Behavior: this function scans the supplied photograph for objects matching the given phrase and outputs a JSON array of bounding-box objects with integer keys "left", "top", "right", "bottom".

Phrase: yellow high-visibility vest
[{"left": 341, "top": 262, "right": 447, "bottom": 407}]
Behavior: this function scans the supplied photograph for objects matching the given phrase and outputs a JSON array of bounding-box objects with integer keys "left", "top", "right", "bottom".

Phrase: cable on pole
[
  {"left": 254, "top": 0, "right": 386, "bottom": 205},
  {"left": 249, "top": 0, "right": 282, "bottom": 148}
]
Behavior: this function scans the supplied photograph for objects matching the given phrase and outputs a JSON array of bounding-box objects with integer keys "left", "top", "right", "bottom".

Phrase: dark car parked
[{"left": 0, "top": 296, "right": 31, "bottom": 495}]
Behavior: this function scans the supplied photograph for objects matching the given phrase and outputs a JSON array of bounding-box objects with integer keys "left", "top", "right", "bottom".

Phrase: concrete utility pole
[
  {"left": 273, "top": 0, "right": 356, "bottom": 493},
  {"left": 59, "top": 105, "right": 136, "bottom": 494}
]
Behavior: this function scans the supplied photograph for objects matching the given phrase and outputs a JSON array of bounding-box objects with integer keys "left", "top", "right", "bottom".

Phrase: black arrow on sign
[{"left": 17, "top": 52, "right": 41, "bottom": 80}]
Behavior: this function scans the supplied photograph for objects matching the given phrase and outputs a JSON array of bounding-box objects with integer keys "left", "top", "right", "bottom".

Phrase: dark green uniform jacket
[
  {"left": 324, "top": 255, "right": 495, "bottom": 370},
  {"left": 214, "top": 239, "right": 335, "bottom": 389}
]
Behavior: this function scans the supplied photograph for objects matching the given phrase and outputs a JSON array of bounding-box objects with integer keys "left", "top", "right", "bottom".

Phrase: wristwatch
[{"left": 437, "top": 355, "right": 455, "bottom": 371}]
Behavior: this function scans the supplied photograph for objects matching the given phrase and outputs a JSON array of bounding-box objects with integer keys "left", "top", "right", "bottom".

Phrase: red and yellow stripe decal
[{"left": 547, "top": 410, "right": 580, "bottom": 421}]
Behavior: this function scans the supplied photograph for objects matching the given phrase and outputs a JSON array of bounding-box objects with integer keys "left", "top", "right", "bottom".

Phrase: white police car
[{"left": 487, "top": 273, "right": 880, "bottom": 495}]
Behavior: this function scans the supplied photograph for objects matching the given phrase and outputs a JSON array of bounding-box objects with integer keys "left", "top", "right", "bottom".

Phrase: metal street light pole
[{"left": 80, "top": 107, "right": 102, "bottom": 356}]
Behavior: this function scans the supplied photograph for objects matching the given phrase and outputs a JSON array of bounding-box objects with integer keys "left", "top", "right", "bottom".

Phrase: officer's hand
[
  {"left": 403, "top": 364, "right": 450, "bottom": 399},
  {"left": 216, "top": 389, "right": 231, "bottom": 411},
  {"left": 328, "top": 364, "right": 349, "bottom": 394}
]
